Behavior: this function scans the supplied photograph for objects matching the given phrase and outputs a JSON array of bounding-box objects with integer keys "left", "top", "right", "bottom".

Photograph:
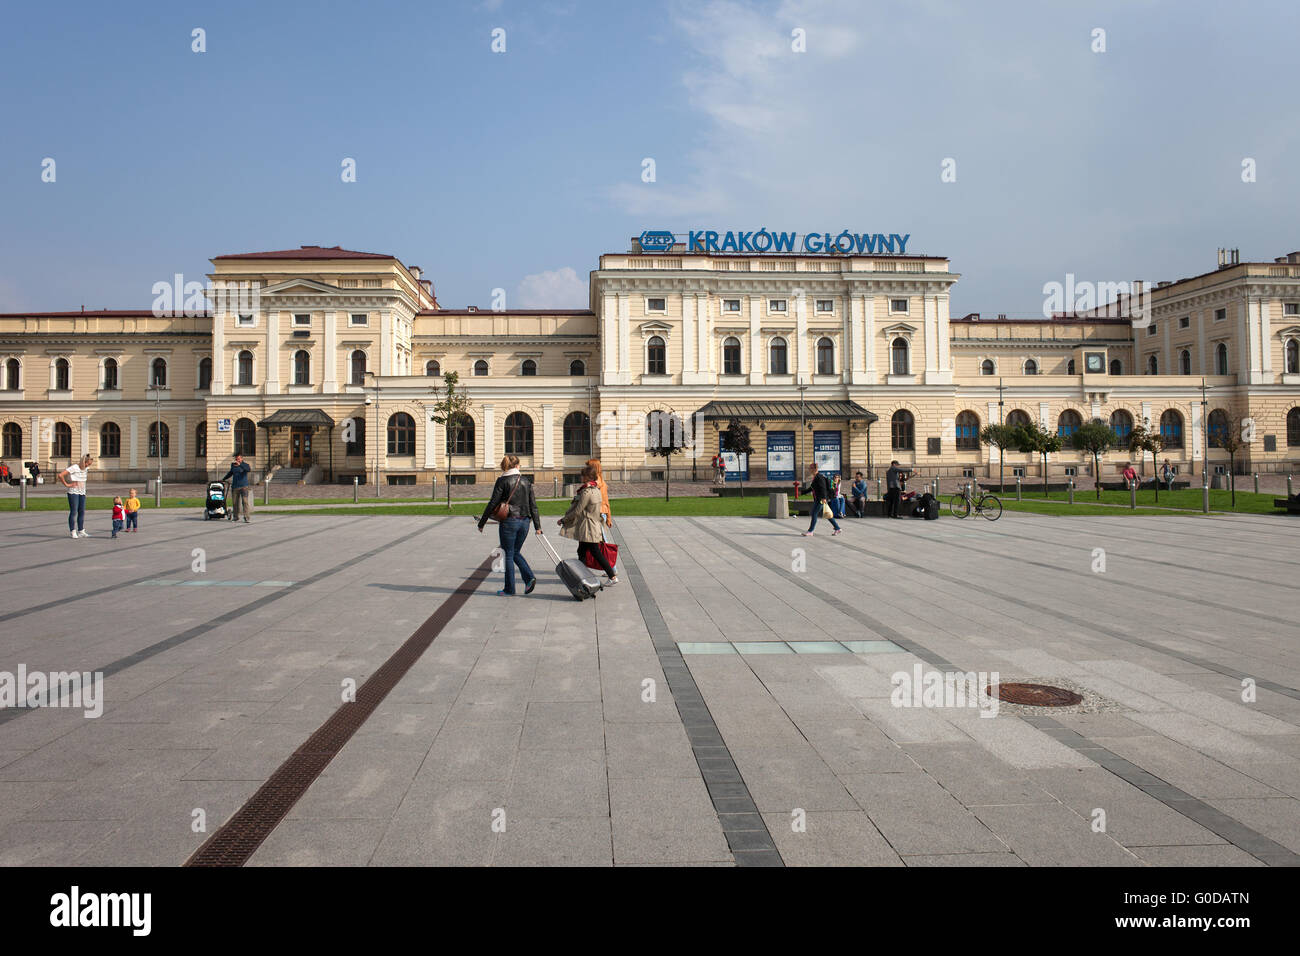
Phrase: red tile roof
[
  {"left": 0, "top": 310, "right": 206, "bottom": 318},
  {"left": 212, "top": 245, "right": 393, "bottom": 261}
]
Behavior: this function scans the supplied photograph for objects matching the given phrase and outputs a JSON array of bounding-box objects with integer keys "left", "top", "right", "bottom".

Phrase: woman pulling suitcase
[{"left": 558, "top": 464, "right": 618, "bottom": 586}]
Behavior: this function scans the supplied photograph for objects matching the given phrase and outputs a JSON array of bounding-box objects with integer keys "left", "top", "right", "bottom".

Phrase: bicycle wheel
[
  {"left": 947, "top": 494, "right": 970, "bottom": 518},
  {"left": 977, "top": 494, "right": 1002, "bottom": 520}
]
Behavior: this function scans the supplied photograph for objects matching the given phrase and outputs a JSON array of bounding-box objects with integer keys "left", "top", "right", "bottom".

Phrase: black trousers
[
  {"left": 885, "top": 488, "right": 901, "bottom": 517},
  {"left": 578, "top": 541, "right": 616, "bottom": 578}
]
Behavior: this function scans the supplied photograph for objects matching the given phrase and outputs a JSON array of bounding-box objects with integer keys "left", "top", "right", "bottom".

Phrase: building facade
[{"left": 3, "top": 242, "right": 1299, "bottom": 487}]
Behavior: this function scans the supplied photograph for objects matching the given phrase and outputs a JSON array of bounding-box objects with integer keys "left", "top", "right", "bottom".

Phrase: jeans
[
  {"left": 806, "top": 502, "right": 841, "bottom": 533},
  {"left": 125, "top": 511, "right": 138, "bottom": 530},
  {"left": 498, "top": 517, "right": 535, "bottom": 594},
  {"left": 831, "top": 496, "right": 845, "bottom": 518},
  {"left": 851, "top": 496, "right": 865, "bottom": 517},
  {"left": 67, "top": 493, "right": 85, "bottom": 532},
  {"left": 112, "top": 518, "right": 123, "bottom": 537}
]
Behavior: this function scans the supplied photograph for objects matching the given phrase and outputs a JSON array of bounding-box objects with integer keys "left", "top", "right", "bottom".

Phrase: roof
[
  {"left": 695, "top": 400, "right": 878, "bottom": 424},
  {"left": 213, "top": 246, "right": 393, "bottom": 261},
  {"left": 0, "top": 310, "right": 207, "bottom": 318},
  {"left": 951, "top": 314, "right": 1133, "bottom": 325},
  {"left": 256, "top": 409, "right": 336, "bottom": 428}
]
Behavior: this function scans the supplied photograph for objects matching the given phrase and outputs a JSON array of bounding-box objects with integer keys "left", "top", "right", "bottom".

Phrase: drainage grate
[
  {"left": 988, "top": 682, "right": 1084, "bottom": 707},
  {"left": 184, "top": 555, "right": 493, "bottom": 866}
]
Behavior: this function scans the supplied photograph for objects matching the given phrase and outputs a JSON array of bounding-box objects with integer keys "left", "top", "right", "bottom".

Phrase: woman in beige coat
[{"left": 559, "top": 463, "right": 618, "bottom": 584}]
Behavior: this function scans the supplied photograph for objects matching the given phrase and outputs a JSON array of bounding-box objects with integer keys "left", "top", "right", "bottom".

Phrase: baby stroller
[{"left": 204, "top": 482, "right": 228, "bottom": 520}]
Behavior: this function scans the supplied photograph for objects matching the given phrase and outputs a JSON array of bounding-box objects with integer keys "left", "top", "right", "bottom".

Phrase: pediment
[
  {"left": 260, "top": 278, "right": 350, "bottom": 296},
  {"left": 881, "top": 322, "right": 918, "bottom": 337}
]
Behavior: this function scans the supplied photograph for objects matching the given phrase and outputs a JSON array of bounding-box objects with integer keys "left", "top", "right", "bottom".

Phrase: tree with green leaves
[
  {"left": 428, "top": 370, "right": 473, "bottom": 509},
  {"left": 979, "top": 422, "right": 1018, "bottom": 492},
  {"left": 646, "top": 409, "right": 688, "bottom": 502},
  {"left": 1126, "top": 424, "right": 1164, "bottom": 503},
  {"left": 1072, "top": 419, "right": 1115, "bottom": 500},
  {"left": 1013, "top": 420, "right": 1063, "bottom": 496},
  {"left": 720, "top": 418, "right": 755, "bottom": 498},
  {"left": 1211, "top": 417, "right": 1244, "bottom": 509}
]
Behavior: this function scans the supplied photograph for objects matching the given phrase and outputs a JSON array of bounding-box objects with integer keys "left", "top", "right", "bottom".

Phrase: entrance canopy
[
  {"left": 257, "top": 408, "right": 335, "bottom": 429},
  {"left": 695, "top": 400, "right": 878, "bottom": 424}
]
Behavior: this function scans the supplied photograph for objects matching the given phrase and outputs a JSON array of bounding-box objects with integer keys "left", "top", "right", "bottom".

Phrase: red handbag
[{"left": 582, "top": 541, "right": 618, "bottom": 570}]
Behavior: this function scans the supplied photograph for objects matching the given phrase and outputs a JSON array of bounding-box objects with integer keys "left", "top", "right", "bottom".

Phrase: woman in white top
[{"left": 59, "top": 454, "right": 93, "bottom": 538}]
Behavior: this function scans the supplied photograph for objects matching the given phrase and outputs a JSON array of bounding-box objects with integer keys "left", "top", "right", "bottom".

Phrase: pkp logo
[{"left": 638, "top": 230, "right": 676, "bottom": 253}]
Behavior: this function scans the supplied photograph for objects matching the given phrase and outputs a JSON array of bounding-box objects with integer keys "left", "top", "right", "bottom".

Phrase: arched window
[
  {"left": 563, "top": 412, "right": 591, "bottom": 456},
  {"left": 1179, "top": 349, "right": 1191, "bottom": 375},
  {"left": 49, "top": 422, "right": 71, "bottom": 458},
  {"left": 234, "top": 417, "right": 256, "bottom": 456},
  {"left": 103, "top": 358, "right": 119, "bottom": 390},
  {"left": 55, "top": 358, "right": 70, "bottom": 391},
  {"left": 521, "top": 359, "right": 537, "bottom": 376},
  {"left": 1147, "top": 354, "right": 1158, "bottom": 375},
  {"left": 148, "top": 421, "right": 169, "bottom": 459},
  {"left": 891, "top": 409, "right": 914, "bottom": 451},
  {"left": 723, "top": 337, "right": 742, "bottom": 375},
  {"left": 504, "top": 411, "right": 533, "bottom": 455},
  {"left": 1023, "top": 359, "right": 1038, "bottom": 375},
  {"left": 891, "top": 337, "right": 910, "bottom": 375},
  {"left": 1207, "top": 409, "right": 1230, "bottom": 448},
  {"left": 345, "top": 417, "right": 365, "bottom": 456},
  {"left": 980, "top": 359, "right": 995, "bottom": 375},
  {"left": 425, "top": 360, "right": 441, "bottom": 377},
  {"left": 1288, "top": 407, "right": 1300, "bottom": 447},
  {"left": 446, "top": 419, "right": 475, "bottom": 456},
  {"left": 1159, "top": 409, "right": 1183, "bottom": 448},
  {"left": 1057, "top": 409, "right": 1082, "bottom": 439},
  {"left": 387, "top": 412, "right": 416, "bottom": 456},
  {"left": 99, "top": 422, "right": 121, "bottom": 458},
  {"left": 569, "top": 359, "right": 585, "bottom": 376},
  {"left": 645, "top": 410, "right": 683, "bottom": 451},
  {"left": 1216, "top": 342, "right": 1229, "bottom": 376},
  {"left": 816, "top": 337, "right": 834, "bottom": 375},
  {"left": 1109, "top": 358, "right": 1122, "bottom": 375},
  {"left": 769, "top": 337, "right": 788, "bottom": 375},
  {"left": 1286, "top": 340, "right": 1299, "bottom": 375},
  {"left": 350, "top": 350, "right": 367, "bottom": 385},
  {"left": 293, "top": 350, "right": 310, "bottom": 386},
  {"left": 198, "top": 357, "right": 211, "bottom": 390},
  {"left": 3, "top": 358, "right": 19, "bottom": 390},
  {"left": 646, "top": 336, "right": 666, "bottom": 375},
  {"left": 473, "top": 359, "right": 489, "bottom": 377},
  {"left": 195, "top": 421, "right": 207, "bottom": 458},
  {"left": 1, "top": 422, "right": 21, "bottom": 457},
  {"left": 150, "top": 357, "right": 167, "bottom": 388},
  {"left": 1067, "top": 359, "right": 1076, "bottom": 375},
  {"left": 1109, "top": 409, "right": 1133, "bottom": 444},
  {"left": 238, "top": 350, "right": 254, "bottom": 386},
  {"left": 1006, "top": 409, "right": 1032, "bottom": 430},
  {"left": 955, "top": 410, "right": 980, "bottom": 450}
]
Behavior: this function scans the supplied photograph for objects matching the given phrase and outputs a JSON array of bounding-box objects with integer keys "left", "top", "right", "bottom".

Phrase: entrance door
[{"left": 290, "top": 427, "right": 313, "bottom": 468}]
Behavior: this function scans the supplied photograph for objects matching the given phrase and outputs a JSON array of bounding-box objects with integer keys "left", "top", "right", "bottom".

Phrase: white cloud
[{"left": 515, "top": 266, "right": 588, "bottom": 308}]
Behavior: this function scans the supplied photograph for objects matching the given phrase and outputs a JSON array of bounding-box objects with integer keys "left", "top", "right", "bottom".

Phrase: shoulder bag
[{"left": 492, "top": 477, "right": 522, "bottom": 522}]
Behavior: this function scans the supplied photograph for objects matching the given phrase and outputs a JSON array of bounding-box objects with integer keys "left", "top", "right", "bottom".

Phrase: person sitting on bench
[{"left": 850, "top": 471, "right": 867, "bottom": 517}]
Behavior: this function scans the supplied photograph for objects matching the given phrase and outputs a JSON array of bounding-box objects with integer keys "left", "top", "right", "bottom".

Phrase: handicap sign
[{"left": 216, "top": 418, "right": 232, "bottom": 432}]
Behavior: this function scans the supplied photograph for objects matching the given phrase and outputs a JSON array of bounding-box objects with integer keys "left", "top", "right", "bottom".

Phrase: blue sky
[{"left": 1, "top": 0, "right": 1296, "bottom": 315}]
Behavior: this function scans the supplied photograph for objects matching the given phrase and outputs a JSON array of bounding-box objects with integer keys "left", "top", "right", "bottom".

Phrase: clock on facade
[{"left": 1085, "top": 352, "right": 1105, "bottom": 373}]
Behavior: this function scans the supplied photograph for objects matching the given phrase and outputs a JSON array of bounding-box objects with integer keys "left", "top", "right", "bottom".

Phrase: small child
[
  {"left": 111, "top": 497, "right": 125, "bottom": 539},
  {"left": 125, "top": 488, "right": 141, "bottom": 532}
]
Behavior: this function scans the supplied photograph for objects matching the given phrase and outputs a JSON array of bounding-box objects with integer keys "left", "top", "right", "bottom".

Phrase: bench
[
  {"left": 789, "top": 498, "right": 888, "bottom": 518},
  {"left": 1275, "top": 497, "right": 1300, "bottom": 515}
]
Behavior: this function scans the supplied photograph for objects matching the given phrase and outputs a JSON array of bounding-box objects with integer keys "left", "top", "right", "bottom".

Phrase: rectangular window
[
  {"left": 722, "top": 298, "right": 741, "bottom": 313},
  {"left": 815, "top": 299, "right": 834, "bottom": 313},
  {"left": 1064, "top": 466, "right": 1077, "bottom": 477},
  {"left": 350, "top": 313, "right": 368, "bottom": 326},
  {"left": 1179, "top": 316, "right": 1190, "bottom": 329},
  {"left": 646, "top": 297, "right": 666, "bottom": 313},
  {"left": 768, "top": 299, "right": 787, "bottom": 313},
  {"left": 1148, "top": 324, "right": 1158, "bottom": 335},
  {"left": 1213, "top": 464, "right": 1227, "bottom": 475},
  {"left": 1286, "top": 303, "right": 1300, "bottom": 316},
  {"left": 1214, "top": 308, "right": 1226, "bottom": 322},
  {"left": 448, "top": 475, "right": 476, "bottom": 485},
  {"left": 386, "top": 475, "right": 416, "bottom": 486},
  {"left": 890, "top": 298, "right": 909, "bottom": 313},
  {"left": 961, "top": 468, "right": 974, "bottom": 478},
  {"left": 237, "top": 314, "right": 254, "bottom": 327},
  {"left": 293, "top": 313, "right": 311, "bottom": 327},
  {"left": 650, "top": 470, "right": 665, "bottom": 481},
  {"left": 1012, "top": 467, "right": 1025, "bottom": 477}
]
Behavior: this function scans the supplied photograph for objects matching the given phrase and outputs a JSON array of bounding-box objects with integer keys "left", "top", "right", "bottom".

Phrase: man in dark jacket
[
  {"left": 477, "top": 455, "right": 542, "bottom": 596},
  {"left": 221, "top": 454, "right": 253, "bottom": 523},
  {"left": 885, "top": 460, "right": 911, "bottom": 518},
  {"left": 800, "top": 463, "right": 841, "bottom": 536}
]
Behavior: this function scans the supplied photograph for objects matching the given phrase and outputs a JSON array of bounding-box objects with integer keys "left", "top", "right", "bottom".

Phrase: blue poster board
[
  {"left": 766, "top": 431, "right": 795, "bottom": 481},
  {"left": 812, "top": 430, "right": 842, "bottom": 480},
  {"left": 718, "top": 436, "right": 749, "bottom": 481}
]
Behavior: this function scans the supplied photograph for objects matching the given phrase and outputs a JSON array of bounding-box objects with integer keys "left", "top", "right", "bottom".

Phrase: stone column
[
  {"left": 80, "top": 416, "right": 90, "bottom": 459},
  {"left": 602, "top": 293, "right": 617, "bottom": 384},
  {"left": 177, "top": 415, "right": 187, "bottom": 468},
  {"left": 380, "top": 310, "right": 393, "bottom": 376},
  {"left": 482, "top": 404, "right": 495, "bottom": 469},
  {"left": 1258, "top": 299, "right": 1273, "bottom": 380},
  {"left": 863, "top": 294, "right": 876, "bottom": 377},
  {"left": 129, "top": 416, "right": 139, "bottom": 468},
  {"left": 924, "top": 295, "right": 939, "bottom": 376},
  {"left": 264, "top": 310, "right": 280, "bottom": 394},
  {"left": 795, "top": 292, "right": 808, "bottom": 377},
  {"left": 617, "top": 296, "right": 631, "bottom": 384},
  {"left": 424, "top": 413, "right": 438, "bottom": 470},
  {"left": 324, "top": 311, "right": 338, "bottom": 392},
  {"left": 211, "top": 283, "right": 226, "bottom": 396},
  {"left": 682, "top": 295, "right": 696, "bottom": 373},
  {"left": 749, "top": 296, "right": 763, "bottom": 384},
  {"left": 542, "top": 403, "right": 554, "bottom": 468}
]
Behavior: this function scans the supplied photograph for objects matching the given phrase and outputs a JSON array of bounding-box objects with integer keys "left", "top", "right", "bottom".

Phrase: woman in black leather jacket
[{"left": 478, "top": 454, "right": 542, "bottom": 595}]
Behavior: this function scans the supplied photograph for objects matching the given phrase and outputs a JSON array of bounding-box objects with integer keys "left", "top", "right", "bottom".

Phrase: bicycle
[{"left": 948, "top": 483, "right": 1002, "bottom": 520}]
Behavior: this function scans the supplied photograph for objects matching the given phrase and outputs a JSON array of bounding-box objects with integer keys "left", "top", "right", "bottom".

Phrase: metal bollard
[
  {"left": 1253, "top": 473, "right": 1259, "bottom": 495},
  {"left": 1289, "top": 474, "right": 1293, "bottom": 498},
  {"left": 263, "top": 477, "right": 269, "bottom": 506},
  {"left": 876, "top": 478, "right": 882, "bottom": 498},
  {"left": 431, "top": 474, "right": 437, "bottom": 501},
  {"left": 1067, "top": 478, "right": 1074, "bottom": 505},
  {"left": 19, "top": 477, "right": 26, "bottom": 510},
  {"left": 155, "top": 479, "right": 162, "bottom": 508},
  {"left": 1202, "top": 471, "right": 1209, "bottom": 514},
  {"left": 1130, "top": 481, "right": 1136, "bottom": 510},
  {"left": 1015, "top": 476, "right": 1021, "bottom": 501},
  {"left": 554, "top": 476, "right": 559, "bottom": 498},
  {"left": 932, "top": 478, "right": 939, "bottom": 499},
  {"left": 353, "top": 476, "right": 359, "bottom": 503}
]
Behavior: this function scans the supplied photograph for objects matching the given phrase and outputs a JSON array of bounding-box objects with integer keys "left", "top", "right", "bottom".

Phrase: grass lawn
[
  {"left": 259, "top": 495, "right": 778, "bottom": 518},
  {"left": 0, "top": 493, "right": 465, "bottom": 512},
  {"left": 999, "top": 487, "right": 1278, "bottom": 514}
]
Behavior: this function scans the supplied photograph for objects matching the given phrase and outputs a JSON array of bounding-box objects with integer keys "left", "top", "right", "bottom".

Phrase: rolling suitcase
[{"left": 539, "top": 534, "right": 603, "bottom": 601}]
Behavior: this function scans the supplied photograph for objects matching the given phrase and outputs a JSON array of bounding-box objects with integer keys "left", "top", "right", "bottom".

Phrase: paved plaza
[{"left": 0, "top": 507, "right": 1297, "bottom": 867}]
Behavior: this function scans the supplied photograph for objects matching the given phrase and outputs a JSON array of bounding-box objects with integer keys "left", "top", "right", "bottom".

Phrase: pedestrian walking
[
  {"left": 111, "top": 497, "right": 125, "bottom": 539},
  {"left": 586, "top": 458, "right": 613, "bottom": 529},
  {"left": 801, "top": 463, "right": 841, "bottom": 536},
  {"left": 559, "top": 464, "right": 618, "bottom": 584},
  {"left": 124, "top": 488, "right": 141, "bottom": 532},
  {"left": 221, "top": 453, "right": 253, "bottom": 523},
  {"left": 58, "top": 454, "right": 93, "bottom": 538},
  {"left": 478, "top": 454, "right": 541, "bottom": 596},
  {"left": 885, "top": 459, "right": 911, "bottom": 518}
]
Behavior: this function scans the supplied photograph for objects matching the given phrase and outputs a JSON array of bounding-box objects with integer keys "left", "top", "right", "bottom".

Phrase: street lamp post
[
  {"left": 797, "top": 377, "right": 810, "bottom": 482},
  {"left": 154, "top": 388, "right": 163, "bottom": 505},
  {"left": 366, "top": 371, "right": 380, "bottom": 498}
]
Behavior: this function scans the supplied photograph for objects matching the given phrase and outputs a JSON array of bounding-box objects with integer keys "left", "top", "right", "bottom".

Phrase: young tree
[
  {"left": 1126, "top": 424, "right": 1163, "bottom": 503},
  {"left": 1014, "top": 421, "right": 1063, "bottom": 497},
  {"left": 1072, "top": 419, "right": 1115, "bottom": 500},
  {"left": 1212, "top": 420, "right": 1245, "bottom": 509},
  {"left": 428, "top": 371, "right": 473, "bottom": 509},
  {"left": 646, "top": 409, "right": 688, "bottom": 501},
  {"left": 720, "top": 418, "right": 755, "bottom": 498},
  {"left": 979, "top": 422, "right": 1018, "bottom": 492}
]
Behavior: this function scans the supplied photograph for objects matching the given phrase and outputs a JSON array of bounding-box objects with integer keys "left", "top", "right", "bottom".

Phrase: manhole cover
[{"left": 987, "top": 682, "right": 1084, "bottom": 707}]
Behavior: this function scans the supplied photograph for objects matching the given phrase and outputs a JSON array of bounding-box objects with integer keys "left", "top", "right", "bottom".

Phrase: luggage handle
[{"left": 537, "top": 533, "right": 562, "bottom": 565}]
